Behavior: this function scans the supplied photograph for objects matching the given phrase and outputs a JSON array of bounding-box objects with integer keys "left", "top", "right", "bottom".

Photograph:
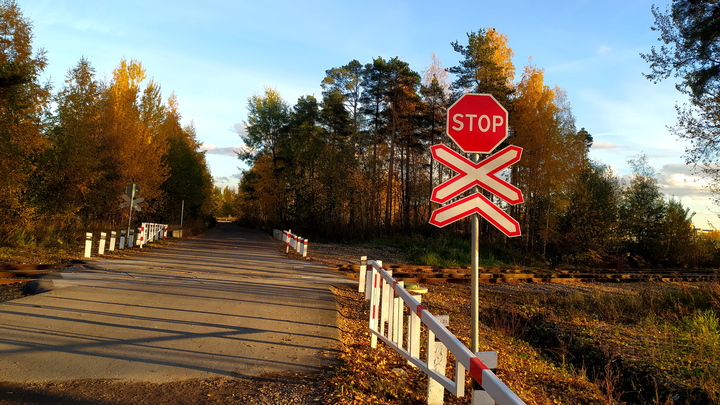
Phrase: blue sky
[{"left": 22, "top": 0, "right": 720, "bottom": 229}]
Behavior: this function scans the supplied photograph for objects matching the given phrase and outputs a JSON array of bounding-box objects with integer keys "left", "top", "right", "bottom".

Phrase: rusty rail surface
[{"left": 335, "top": 264, "right": 720, "bottom": 284}]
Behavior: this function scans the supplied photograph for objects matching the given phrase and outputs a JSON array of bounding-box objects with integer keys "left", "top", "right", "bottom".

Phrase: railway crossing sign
[
  {"left": 429, "top": 194, "right": 521, "bottom": 236},
  {"left": 446, "top": 93, "right": 508, "bottom": 154},
  {"left": 120, "top": 194, "right": 144, "bottom": 212},
  {"left": 125, "top": 183, "right": 140, "bottom": 199},
  {"left": 429, "top": 93, "right": 522, "bottom": 238},
  {"left": 430, "top": 93, "right": 524, "bottom": 360},
  {"left": 430, "top": 144, "right": 523, "bottom": 205}
]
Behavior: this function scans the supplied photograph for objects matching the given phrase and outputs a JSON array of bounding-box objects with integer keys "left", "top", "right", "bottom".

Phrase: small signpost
[
  {"left": 429, "top": 93, "right": 524, "bottom": 367},
  {"left": 120, "top": 183, "right": 142, "bottom": 248}
]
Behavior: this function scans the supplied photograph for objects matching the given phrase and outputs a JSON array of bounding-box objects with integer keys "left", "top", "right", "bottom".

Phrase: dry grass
[{"left": 327, "top": 281, "right": 720, "bottom": 405}]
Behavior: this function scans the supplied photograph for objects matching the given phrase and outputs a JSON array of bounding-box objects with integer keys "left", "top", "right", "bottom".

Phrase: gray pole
[
  {"left": 471, "top": 153, "right": 480, "bottom": 354},
  {"left": 127, "top": 186, "right": 135, "bottom": 247},
  {"left": 180, "top": 200, "right": 185, "bottom": 229}
]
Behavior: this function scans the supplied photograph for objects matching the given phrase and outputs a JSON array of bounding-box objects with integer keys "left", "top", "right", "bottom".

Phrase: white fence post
[
  {"left": 138, "top": 227, "right": 144, "bottom": 248},
  {"left": 428, "top": 315, "right": 450, "bottom": 405},
  {"left": 368, "top": 259, "right": 382, "bottom": 349},
  {"left": 408, "top": 293, "right": 422, "bottom": 361},
  {"left": 393, "top": 281, "right": 404, "bottom": 346},
  {"left": 84, "top": 232, "right": 92, "bottom": 258},
  {"left": 98, "top": 232, "right": 107, "bottom": 255},
  {"left": 380, "top": 269, "right": 393, "bottom": 338},
  {"left": 109, "top": 231, "right": 117, "bottom": 251},
  {"left": 358, "top": 256, "right": 368, "bottom": 293},
  {"left": 302, "top": 238, "right": 308, "bottom": 257}
]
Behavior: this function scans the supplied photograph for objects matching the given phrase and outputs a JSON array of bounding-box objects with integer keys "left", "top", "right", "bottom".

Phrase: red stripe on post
[
  {"left": 415, "top": 304, "right": 425, "bottom": 317},
  {"left": 469, "top": 357, "right": 489, "bottom": 386}
]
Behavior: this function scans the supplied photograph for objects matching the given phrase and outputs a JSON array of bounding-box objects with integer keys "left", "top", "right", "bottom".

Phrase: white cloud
[
  {"left": 591, "top": 141, "right": 621, "bottom": 150},
  {"left": 596, "top": 45, "right": 612, "bottom": 55}
]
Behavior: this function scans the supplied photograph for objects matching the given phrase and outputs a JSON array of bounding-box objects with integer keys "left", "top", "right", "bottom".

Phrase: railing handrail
[{"left": 366, "top": 259, "right": 526, "bottom": 405}]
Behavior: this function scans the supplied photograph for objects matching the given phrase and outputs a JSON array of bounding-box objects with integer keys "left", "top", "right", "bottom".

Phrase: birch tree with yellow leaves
[{"left": 511, "top": 64, "right": 588, "bottom": 258}]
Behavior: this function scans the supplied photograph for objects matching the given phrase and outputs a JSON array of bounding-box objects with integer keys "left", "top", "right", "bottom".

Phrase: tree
[
  {"left": 158, "top": 96, "right": 214, "bottom": 223},
  {"left": 642, "top": 1, "right": 720, "bottom": 199},
  {"left": 619, "top": 154, "right": 667, "bottom": 262},
  {"left": 239, "top": 87, "right": 290, "bottom": 166},
  {"left": 39, "top": 58, "right": 103, "bottom": 224},
  {"left": 449, "top": 28, "right": 515, "bottom": 104},
  {"left": 512, "top": 64, "right": 587, "bottom": 256},
  {"left": 557, "top": 162, "right": 621, "bottom": 266},
  {"left": 660, "top": 198, "right": 697, "bottom": 267},
  {"left": 0, "top": 0, "right": 50, "bottom": 238},
  {"left": 320, "top": 60, "right": 364, "bottom": 145},
  {"left": 421, "top": 53, "right": 451, "bottom": 98},
  {"left": 92, "top": 59, "right": 168, "bottom": 222}
]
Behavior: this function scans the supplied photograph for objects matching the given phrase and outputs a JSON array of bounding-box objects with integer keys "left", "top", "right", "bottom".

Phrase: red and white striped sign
[
  {"left": 429, "top": 144, "right": 523, "bottom": 237},
  {"left": 429, "top": 194, "right": 521, "bottom": 236},
  {"left": 430, "top": 144, "right": 523, "bottom": 204}
]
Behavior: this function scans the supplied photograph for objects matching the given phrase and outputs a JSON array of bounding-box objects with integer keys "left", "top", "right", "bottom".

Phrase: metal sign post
[
  {"left": 126, "top": 185, "right": 136, "bottom": 248},
  {"left": 471, "top": 154, "right": 480, "bottom": 355},
  {"left": 122, "top": 183, "right": 141, "bottom": 247}
]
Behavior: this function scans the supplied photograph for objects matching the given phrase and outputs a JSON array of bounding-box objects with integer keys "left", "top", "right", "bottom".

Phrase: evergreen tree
[{"left": 449, "top": 28, "right": 514, "bottom": 104}]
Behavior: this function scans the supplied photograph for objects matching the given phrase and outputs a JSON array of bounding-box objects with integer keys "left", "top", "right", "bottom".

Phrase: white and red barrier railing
[
  {"left": 274, "top": 229, "right": 308, "bottom": 258},
  {"left": 361, "top": 256, "right": 526, "bottom": 405},
  {"left": 83, "top": 223, "right": 170, "bottom": 258}
]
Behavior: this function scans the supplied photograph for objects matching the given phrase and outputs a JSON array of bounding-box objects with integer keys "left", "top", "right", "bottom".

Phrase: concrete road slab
[{"left": 0, "top": 223, "right": 353, "bottom": 383}]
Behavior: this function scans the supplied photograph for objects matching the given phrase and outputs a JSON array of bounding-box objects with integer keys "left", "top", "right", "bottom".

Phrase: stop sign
[{"left": 446, "top": 93, "right": 508, "bottom": 154}]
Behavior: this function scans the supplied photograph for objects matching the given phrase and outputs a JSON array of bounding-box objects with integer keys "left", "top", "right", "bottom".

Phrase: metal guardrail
[{"left": 362, "top": 257, "right": 526, "bottom": 405}]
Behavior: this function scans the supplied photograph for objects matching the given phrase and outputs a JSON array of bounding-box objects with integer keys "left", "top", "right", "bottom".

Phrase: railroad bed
[
  {"left": 0, "top": 264, "right": 67, "bottom": 285},
  {"left": 335, "top": 264, "right": 720, "bottom": 284}
]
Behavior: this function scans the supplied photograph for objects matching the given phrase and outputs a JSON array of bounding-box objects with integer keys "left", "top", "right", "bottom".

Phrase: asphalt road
[{"left": 0, "top": 223, "right": 352, "bottom": 383}]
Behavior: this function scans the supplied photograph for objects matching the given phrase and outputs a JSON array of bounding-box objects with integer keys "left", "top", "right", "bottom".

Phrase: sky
[{"left": 21, "top": 0, "right": 720, "bottom": 229}]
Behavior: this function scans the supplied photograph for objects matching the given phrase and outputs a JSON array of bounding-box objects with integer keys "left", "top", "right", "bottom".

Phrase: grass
[
  {"left": 479, "top": 283, "right": 720, "bottom": 404},
  {"left": 369, "top": 234, "right": 514, "bottom": 268},
  {"left": 330, "top": 281, "right": 720, "bottom": 404}
]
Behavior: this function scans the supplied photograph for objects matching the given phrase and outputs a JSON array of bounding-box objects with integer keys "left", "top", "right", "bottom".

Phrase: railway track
[{"left": 335, "top": 264, "right": 720, "bottom": 284}]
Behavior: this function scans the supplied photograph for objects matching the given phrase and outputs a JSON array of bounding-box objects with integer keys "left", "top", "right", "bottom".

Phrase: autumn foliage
[
  {"left": 237, "top": 28, "right": 716, "bottom": 268},
  {"left": 0, "top": 1, "right": 214, "bottom": 247}
]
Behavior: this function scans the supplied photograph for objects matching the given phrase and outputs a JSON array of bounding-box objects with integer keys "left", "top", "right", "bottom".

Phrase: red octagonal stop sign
[{"left": 447, "top": 93, "right": 508, "bottom": 154}]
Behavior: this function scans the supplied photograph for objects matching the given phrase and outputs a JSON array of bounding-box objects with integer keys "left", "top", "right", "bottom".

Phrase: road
[{"left": 0, "top": 223, "right": 352, "bottom": 383}]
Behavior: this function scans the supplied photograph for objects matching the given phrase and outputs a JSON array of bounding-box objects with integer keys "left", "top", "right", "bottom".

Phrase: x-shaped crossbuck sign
[
  {"left": 430, "top": 144, "right": 523, "bottom": 204},
  {"left": 429, "top": 144, "right": 524, "bottom": 236}
]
